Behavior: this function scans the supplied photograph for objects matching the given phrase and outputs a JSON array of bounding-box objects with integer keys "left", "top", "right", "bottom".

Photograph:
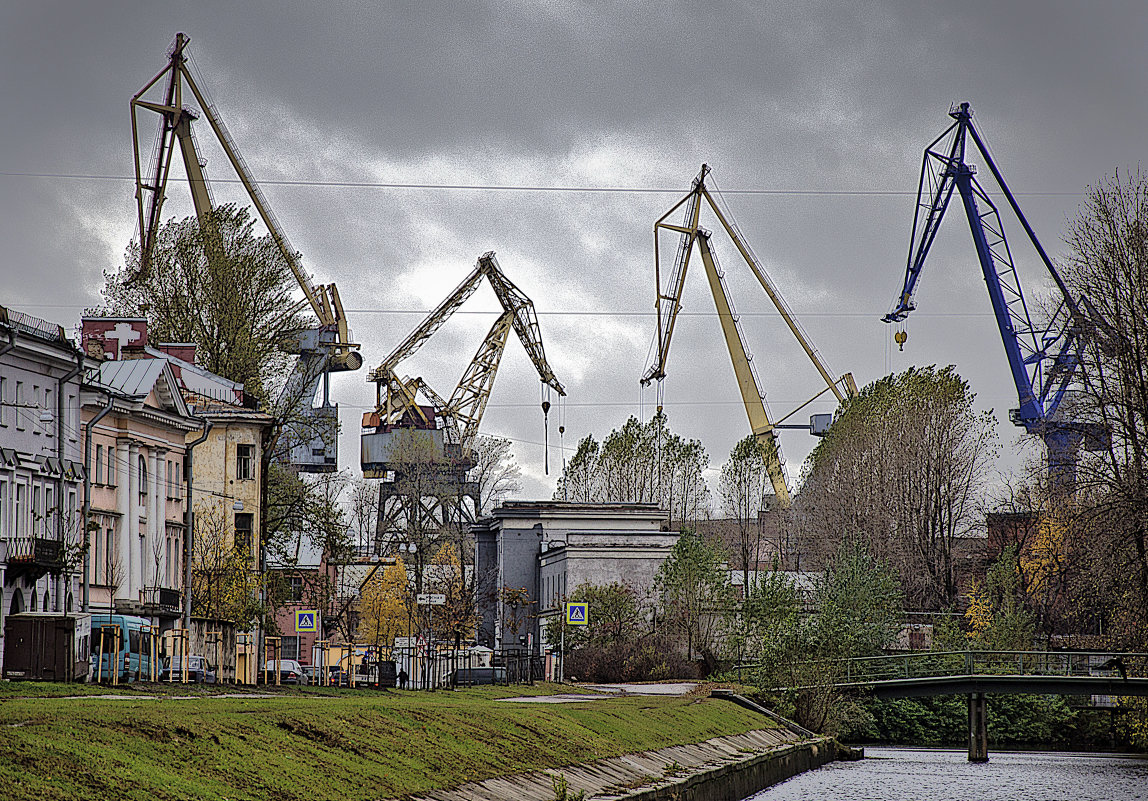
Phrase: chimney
[
  {"left": 80, "top": 317, "right": 148, "bottom": 361},
  {"left": 156, "top": 343, "right": 197, "bottom": 364}
]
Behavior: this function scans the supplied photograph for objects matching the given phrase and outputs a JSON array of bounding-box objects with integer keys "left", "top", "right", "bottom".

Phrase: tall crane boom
[
  {"left": 883, "top": 102, "right": 1100, "bottom": 490},
  {"left": 131, "top": 33, "right": 362, "bottom": 472},
  {"left": 642, "top": 165, "right": 858, "bottom": 509}
]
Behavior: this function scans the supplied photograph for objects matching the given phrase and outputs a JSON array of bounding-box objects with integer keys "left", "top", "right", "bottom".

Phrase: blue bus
[{"left": 90, "top": 614, "right": 158, "bottom": 683}]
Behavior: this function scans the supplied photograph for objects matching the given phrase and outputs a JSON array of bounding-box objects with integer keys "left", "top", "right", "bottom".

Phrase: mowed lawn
[{"left": 0, "top": 682, "right": 773, "bottom": 801}]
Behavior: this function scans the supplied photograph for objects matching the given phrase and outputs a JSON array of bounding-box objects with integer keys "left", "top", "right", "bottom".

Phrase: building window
[
  {"left": 15, "top": 483, "right": 25, "bottom": 539},
  {"left": 139, "top": 456, "right": 148, "bottom": 502},
  {"left": 107, "top": 446, "right": 116, "bottom": 486},
  {"left": 236, "top": 444, "right": 254, "bottom": 481},
  {"left": 0, "top": 479, "right": 7, "bottom": 541},
  {"left": 281, "top": 635, "right": 300, "bottom": 661},
  {"left": 15, "top": 382, "right": 24, "bottom": 431},
  {"left": 234, "top": 513, "right": 253, "bottom": 555},
  {"left": 105, "top": 528, "right": 114, "bottom": 586},
  {"left": 92, "top": 526, "right": 102, "bottom": 586},
  {"left": 95, "top": 445, "right": 104, "bottom": 485},
  {"left": 289, "top": 576, "right": 304, "bottom": 602},
  {"left": 0, "top": 376, "right": 7, "bottom": 426},
  {"left": 43, "top": 387, "right": 52, "bottom": 438},
  {"left": 174, "top": 460, "right": 181, "bottom": 500}
]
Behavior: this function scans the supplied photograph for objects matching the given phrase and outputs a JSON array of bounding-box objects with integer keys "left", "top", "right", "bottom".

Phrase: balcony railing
[
  {"left": 140, "top": 586, "right": 183, "bottom": 615},
  {"left": 7, "top": 537, "right": 64, "bottom": 581}
]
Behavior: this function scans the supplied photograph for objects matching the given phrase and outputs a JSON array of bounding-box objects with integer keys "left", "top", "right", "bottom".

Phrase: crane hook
[
  {"left": 542, "top": 396, "right": 551, "bottom": 475},
  {"left": 895, "top": 329, "right": 907, "bottom": 352}
]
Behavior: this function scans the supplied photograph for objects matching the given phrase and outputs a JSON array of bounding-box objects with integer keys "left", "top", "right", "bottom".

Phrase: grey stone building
[
  {"left": 0, "top": 305, "right": 87, "bottom": 675},
  {"left": 473, "top": 501, "right": 678, "bottom": 652}
]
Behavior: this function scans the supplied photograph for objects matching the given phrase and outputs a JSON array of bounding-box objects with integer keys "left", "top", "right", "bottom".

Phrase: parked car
[
  {"left": 261, "top": 659, "right": 304, "bottom": 685},
  {"left": 160, "top": 655, "right": 217, "bottom": 684},
  {"left": 302, "top": 665, "right": 322, "bottom": 685},
  {"left": 90, "top": 614, "right": 158, "bottom": 683}
]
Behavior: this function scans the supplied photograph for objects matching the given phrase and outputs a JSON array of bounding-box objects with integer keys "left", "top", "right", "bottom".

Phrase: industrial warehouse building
[{"left": 473, "top": 501, "right": 679, "bottom": 652}]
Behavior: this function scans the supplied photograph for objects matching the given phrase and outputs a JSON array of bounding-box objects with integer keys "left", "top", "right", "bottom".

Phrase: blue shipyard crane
[{"left": 883, "top": 102, "right": 1101, "bottom": 491}]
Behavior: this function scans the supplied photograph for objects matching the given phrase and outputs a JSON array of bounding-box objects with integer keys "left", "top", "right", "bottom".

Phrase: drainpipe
[
  {"left": 183, "top": 418, "right": 212, "bottom": 630},
  {"left": 82, "top": 391, "right": 115, "bottom": 613},
  {"left": 57, "top": 347, "right": 83, "bottom": 612},
  {"left": 0, "top": 317, "right": 14, "bottom": 359},
  {"left": 0, "top": 316, "right": 12, "bottom": 612}
]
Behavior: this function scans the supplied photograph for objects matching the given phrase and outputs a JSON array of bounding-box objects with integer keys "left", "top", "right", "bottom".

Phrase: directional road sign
[{"left": 416, "top": 593, "right": 447, "bottom": 606}]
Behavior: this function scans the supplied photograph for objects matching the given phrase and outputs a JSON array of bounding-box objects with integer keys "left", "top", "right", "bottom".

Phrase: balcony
[
  {"left": 6, "top": 537, "right": 64, "bottom": 582},
  {"left": 141, "top": 586, "right": 183, "bottom": 618}
]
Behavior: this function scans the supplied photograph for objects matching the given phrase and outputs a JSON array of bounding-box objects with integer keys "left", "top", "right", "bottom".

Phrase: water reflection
[{"left": 746, "top": 747, "right": 1148, "bottom": 801}]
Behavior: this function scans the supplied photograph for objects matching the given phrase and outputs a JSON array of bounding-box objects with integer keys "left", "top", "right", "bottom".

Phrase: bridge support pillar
[{"left": 968, "top": 692, "right": 988, "bottom": 762}]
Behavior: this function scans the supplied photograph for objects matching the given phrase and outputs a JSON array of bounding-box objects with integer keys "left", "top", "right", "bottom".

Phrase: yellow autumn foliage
[{"left": 357, "top": 556, "right": 412, "bottom": 648}]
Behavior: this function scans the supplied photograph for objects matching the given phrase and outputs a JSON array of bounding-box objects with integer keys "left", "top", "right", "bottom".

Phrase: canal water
[{"left": 746, "top": 747, "right": 1148, "bottom": 800}]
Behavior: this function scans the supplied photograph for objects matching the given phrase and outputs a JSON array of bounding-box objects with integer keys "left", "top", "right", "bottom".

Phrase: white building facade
[{"left": 0, "top": 305, "right": 87, "bottom": 675}]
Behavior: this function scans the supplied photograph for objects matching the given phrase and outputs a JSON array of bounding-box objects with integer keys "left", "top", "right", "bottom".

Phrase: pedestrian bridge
[
  {"left": 828, "top": 650, "right": 1148, "bottom": 699},
  {"left": 763, "top": 650, "right": 1148, "bottom": 762}
]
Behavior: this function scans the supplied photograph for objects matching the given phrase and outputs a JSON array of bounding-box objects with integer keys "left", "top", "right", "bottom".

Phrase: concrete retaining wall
[
  {"left": 618, "top": 739, "right": 837, "bottom": 801},
  {"left": 403, "top": 728, "right": 840, "bottom": 801}
]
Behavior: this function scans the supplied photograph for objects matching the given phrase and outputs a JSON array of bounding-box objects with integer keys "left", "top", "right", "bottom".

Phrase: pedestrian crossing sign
[
  {"left": 565, "top": 602, "right": 589, "bottom": 626},
  {"left": 295, "top": 610, "right": 318, "bottom": 633}
]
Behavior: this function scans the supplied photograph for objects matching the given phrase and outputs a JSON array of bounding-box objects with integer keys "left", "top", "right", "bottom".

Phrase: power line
[
  {"left": 11, "top": 301, "right": 997, "bottom": 319},
  {"left": 0, "top": 170, "right": 1088, "bottom": 197}
]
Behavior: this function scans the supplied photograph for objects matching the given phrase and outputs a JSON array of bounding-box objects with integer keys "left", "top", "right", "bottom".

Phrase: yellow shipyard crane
[
  {"left": 641, "top": 164, "right": 857, "bottom": 508},
  {"left": 361, "top": 251, "right": 564, "bottom": 478},
  {"left": 130, "top": 33, "right": 361, "bottom": 471}
]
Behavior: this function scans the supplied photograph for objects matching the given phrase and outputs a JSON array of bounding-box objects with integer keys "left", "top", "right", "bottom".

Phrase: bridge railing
[{"left": 734, "top": 650, "right": 1148, "bottom": 685}]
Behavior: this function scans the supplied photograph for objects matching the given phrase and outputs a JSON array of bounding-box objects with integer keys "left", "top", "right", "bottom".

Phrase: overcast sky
[{"left": 3, "top": 1, "right": 1146, "bottom": 504}]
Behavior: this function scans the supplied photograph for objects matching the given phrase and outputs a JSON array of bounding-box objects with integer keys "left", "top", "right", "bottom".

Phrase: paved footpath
[
  {"left": 396, "top": 727, "right": 804, "bottom": 801},
  {"left": 499, "top": 682, "right": 698, "bottom": 704}
]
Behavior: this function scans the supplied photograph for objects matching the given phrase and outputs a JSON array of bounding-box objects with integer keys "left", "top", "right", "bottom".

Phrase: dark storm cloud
[{"left": 2, "top": 1, "right": 1146, "bottom": 497}]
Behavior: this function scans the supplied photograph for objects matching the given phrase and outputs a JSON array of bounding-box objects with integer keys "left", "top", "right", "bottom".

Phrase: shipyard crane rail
[
  {"left": 883, "top": 102, "right": 1102, "bottom": 491},
  {"left": 131, "top": 32, "right": 362, "bottom": 472},
  {"left": 642, "top": 165, "right": 857, "bottom": 509},
  {"left": 362, "top": 251, "right": 564, "bottom": 477}
]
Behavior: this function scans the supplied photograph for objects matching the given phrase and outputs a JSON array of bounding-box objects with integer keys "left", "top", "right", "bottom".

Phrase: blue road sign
[
  {"left": 565, "top": 602, "right": 589, "bottom": 626},
  {"left": 295, "top": 610, "right": 318, "bottom": 633}
]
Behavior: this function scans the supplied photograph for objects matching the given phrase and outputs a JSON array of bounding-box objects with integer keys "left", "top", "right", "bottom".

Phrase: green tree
[
  {"left": 100, "top": 203, "right": 347, "bottom": 591},
  {"left": 190, "top": 502, "right": 264, "bottom": 627},
  {"left": 469, "top": 435, "right": 522, "bottom": 515},
  {"left": 964, "top": 545, "right": 1036, "bottom": 651},
  {"left": 719, "top": 435, "right": 774, "bottom": 592},
  {"left": 753, "top": 540, "right": 902, "bottom": 734},
  {"left": 654, "top": 528, "right": 731, "bottom": 665},
  {"left": 565, "top": 582, "right": 644, "bottom": 649},
  {"left": 554, "top": 412, "right": 711, "bottom": 525},
  {"left": 1061, "top": 170, "right": 1148, "bottom": 650},
  {"left": 99, "top": 204, "right": 311, "bottom": 403},
  {"left": 799, "top": 366, "right": 997, "bottom": 610}
]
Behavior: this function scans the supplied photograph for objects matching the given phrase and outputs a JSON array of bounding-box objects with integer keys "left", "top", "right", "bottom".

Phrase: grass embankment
[{"left": 0, "top": 682, "right": 774, "bottom": 801}]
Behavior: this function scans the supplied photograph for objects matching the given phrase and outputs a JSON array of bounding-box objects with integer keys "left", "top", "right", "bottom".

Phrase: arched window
[
  {"left": 30, "top": 590, "right": 37, "bottom": 612},
  {"left": 42, "top": 591, "right": 49, "bottom": 612},
  {"left": 66, "top": 592, "right": 73, "bottom": 613},
  {"left": 139, "top": 456, "right": 148, "bottom": 502},
  {"left": 10, "top": 590, "right": 23, "bottom": 615}
]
